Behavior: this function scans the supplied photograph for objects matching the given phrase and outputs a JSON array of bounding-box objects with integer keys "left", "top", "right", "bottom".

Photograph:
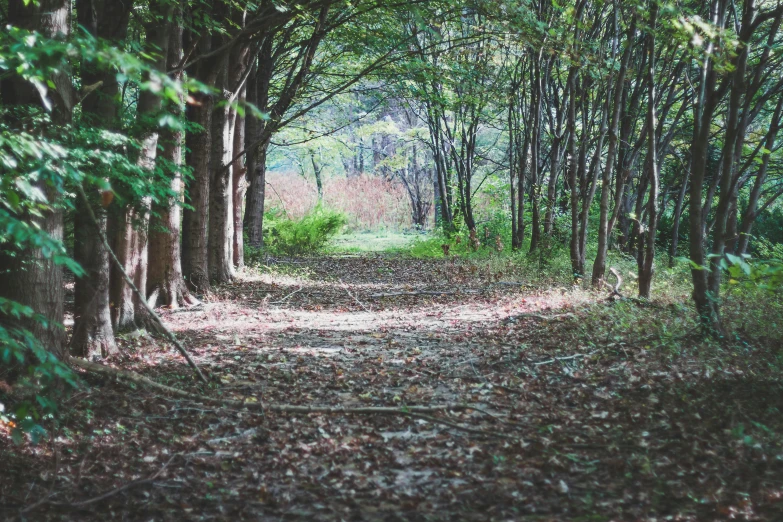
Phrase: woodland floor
[{"left": 2, "top": 254, "right": 783, "bottom": 521}]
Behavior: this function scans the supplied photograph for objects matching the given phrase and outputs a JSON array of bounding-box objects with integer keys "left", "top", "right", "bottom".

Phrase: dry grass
[{"left": 265, "top": 172, "right": 419, "bottom": 231}]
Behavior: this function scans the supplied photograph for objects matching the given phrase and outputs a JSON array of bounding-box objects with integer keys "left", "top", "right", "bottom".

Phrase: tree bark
[
  {"left": 232, "top": 108, "right": 247, "bottom": 269},
  {"left": 638, "top": 3, "right": 659, "bottom": 299},
  {"left": 591, "top": 17, "right": 635, "bottom": 286},
  {"left": 182, "top": 31, "right": 216, "bottom": 292},
  {"left": 207, "top": 56, "right": 235, "bottom": 284},
  {"left": 147, "top": 15, "right": 198, "bottom": 309},
  {"left": 0, "top": 0, "right": 73, "bottom": 362},
  {"left": 111, "top": 0, "right": 170, "bottom": 329},
  {"left": 70, "top": 0, "right": 130, "bottom": 356},
  {"left": 688, "top": 0, "right": 723, "bottom": 334},
  {"left": 244, "top": 46, "right": 272, "bottom": 248}
]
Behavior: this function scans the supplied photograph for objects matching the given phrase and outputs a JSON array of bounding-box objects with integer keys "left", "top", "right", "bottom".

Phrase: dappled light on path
[{"left": 3, "top": 256, "right": 783, "bottom": 521}]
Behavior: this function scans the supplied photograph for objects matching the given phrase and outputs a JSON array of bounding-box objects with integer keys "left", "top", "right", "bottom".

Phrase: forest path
[{"left": 3, "top": 255, "right": 783, "bottom": 521}]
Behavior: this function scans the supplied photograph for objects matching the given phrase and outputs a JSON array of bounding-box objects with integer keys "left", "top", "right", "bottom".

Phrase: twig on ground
[
  {"left": 69, "top": 358, "right": 472, "bottom": 415},
  {"left": 270, "top": 285, "right": 304, "bottom": 305},
  {"left": 370, "top": 289, "right": 479, "bottom": 298},
  {"left": 533, "top": 352, "right": 596, "bottom": 366},
  {"left": 504, "top": 312, "right": 576, "bottom": 323},
  {"left": 51, "top": 455, "right": 177, "bottom": 508},
  {"left": 339, "top": 279, "right": 371, "bottom": 312},
  {"left": 75, "top": 183, "right": 208, "bottom": 384}
]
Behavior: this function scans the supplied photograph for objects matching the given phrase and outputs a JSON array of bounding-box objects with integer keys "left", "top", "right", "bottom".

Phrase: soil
[{"left": 2, "top": 255, "right": 783, "bottom": 521}]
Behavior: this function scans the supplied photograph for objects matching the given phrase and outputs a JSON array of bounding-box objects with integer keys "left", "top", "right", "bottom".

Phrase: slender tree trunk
[
  {"left": 669, "top": 157, "right": 690, "bottom": 267},
  {"left": 232, "top": 108, "right": 247, "bottom": 269},
  {"left": 516, "top": 131, "right": 529, "bottom": 247},
  {"left": 591, "top": 18, "right": 635, "bottom": 286},
  {"left": 543, "top": 125, "right": 564, "bottom": 238},
  {"left": 638, "top": 3, "right": 659, "bottom": 299},
  {"left": 707, "top": 9, "right": 751, "bottom": 298},
  {"left": 689, "top": 0, "right": 723, "bottom": 334},
  {"left": 567, "top": 74, "right": 580, "bottom": 277},
  {"left": 508, "top": 97, "right": 518, "bottom": 249},
  {"left": 736, "top": 96, "right": 783, "bottom": 254}
]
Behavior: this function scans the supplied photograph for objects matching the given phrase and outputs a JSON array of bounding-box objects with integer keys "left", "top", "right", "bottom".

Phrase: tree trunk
[
  {"left": 567, "top": 73, "right": 581, "bottom": 277},
  {"left": 70, "top": 0, "right": 130, "bottom": 356},
  {"left": 669, "top": 158, "right": 690, "bottom": 267},
  {"left": 0, "top": 0, "right": 73, "bottom": 362},
  {"left": 638, "top": 3, "right": 659, "bottom": 299},
  {"left": 312, "top": 153, "right": 324, "bottom": 202},
  {"left": 591, "top": 18, "right": 635, "bottom": 286},
  {"left": 147, "top": 15, "right": 198, "bottom": 309},
  {"left": 688, "top": 0, "right": 723, "bottom": 334},
  {"left": 111, "top": 1, "right": 170, "bottom": 329},
  {"left": 182, "top": 91, "right": 213, "bottom": 292},
  {"left": 244, "top": 42, "right": 272, "bottom": 248},
  {"left": 72, "top": 199, "right": 117, "bottom": 357},
  {"left": 245, "top": 140, "right": 269, "bottom": 248},
  {"left": 181, "top": 28, "right": 218, "bottom": 293},
  {"left": 207, "top": 55, "right": 235, "bottom": 284},
  {"left": 232, "top": 108, "right": 247, "bottom": 269},
  {"left": 528, "top": 58, "right": 542, "bottom": 253}
]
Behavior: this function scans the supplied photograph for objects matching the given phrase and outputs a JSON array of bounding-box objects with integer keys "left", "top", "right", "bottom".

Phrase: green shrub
[{"left": 263, "top": 206, "right": 347, "bottom": 256}]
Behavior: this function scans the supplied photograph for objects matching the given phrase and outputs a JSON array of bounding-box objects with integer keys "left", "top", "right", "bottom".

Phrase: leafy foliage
[
  {"left": 0, "top": 23, "right": 200, "bottom": 442},
  {"left": 262, "top": 206, "right": 347, "bottom": 256}
]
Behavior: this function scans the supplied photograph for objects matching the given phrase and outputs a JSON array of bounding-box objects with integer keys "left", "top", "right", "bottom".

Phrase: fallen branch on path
[
  {"left": 339, "top": 279, "right": 372, "bottom": 312},
  {"left": 270, "top": 285, "right": 304, "bottom": 305},
  {"left": 369, "top": 289, "right": 479, "bottom": 298},
  {"left": 503, "top": 312, "right": 576, "bottom": 323},
  {"left": 70, "top": 358, "right": 515, "bottom": 440},
  {"left": 533, "top": 352, "right": 595, "bottom": 366},
  {"left": 76, "top": 184, "right": 208, "bottom": 384},
  {"left": 71, "top": 358, "right": 467, "bottom": 415}
]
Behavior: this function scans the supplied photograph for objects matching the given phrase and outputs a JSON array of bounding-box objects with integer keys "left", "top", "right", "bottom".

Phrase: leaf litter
[{"left": 2, "top": 254, "right": 783, "bottom": 521}]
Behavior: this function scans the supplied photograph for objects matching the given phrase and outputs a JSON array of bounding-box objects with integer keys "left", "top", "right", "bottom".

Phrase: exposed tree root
[{"left": 147, "top": 280, "right": 200, "bottom": 310}]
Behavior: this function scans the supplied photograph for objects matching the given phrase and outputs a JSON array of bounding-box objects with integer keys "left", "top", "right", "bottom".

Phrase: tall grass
[{"left": 265, "top": 172, "right": 416, "bottom": 231}]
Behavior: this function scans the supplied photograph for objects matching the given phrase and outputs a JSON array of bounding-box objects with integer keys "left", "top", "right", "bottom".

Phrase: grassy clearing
[{"left": 329, "top": 231, "right": 424, "bottom": 253}]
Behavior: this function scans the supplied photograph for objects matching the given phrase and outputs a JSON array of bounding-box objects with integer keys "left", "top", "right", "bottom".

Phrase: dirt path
[{"left": 3, "top": 255, "right": 783, "bottom": 521}]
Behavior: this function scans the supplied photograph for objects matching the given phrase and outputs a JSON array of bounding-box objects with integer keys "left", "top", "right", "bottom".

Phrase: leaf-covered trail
[{"left": 3, "top": 255, "right": 783, "bottom": 521}]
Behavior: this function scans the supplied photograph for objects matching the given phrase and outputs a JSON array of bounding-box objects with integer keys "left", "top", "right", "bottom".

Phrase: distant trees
[{"left": 355, "top": 0, "right": 783, "bottom": 334}]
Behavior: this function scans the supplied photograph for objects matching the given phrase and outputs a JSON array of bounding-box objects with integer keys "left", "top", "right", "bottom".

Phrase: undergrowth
[{"left": 246, "top": 206, "right": 347, "bottom": 260}]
